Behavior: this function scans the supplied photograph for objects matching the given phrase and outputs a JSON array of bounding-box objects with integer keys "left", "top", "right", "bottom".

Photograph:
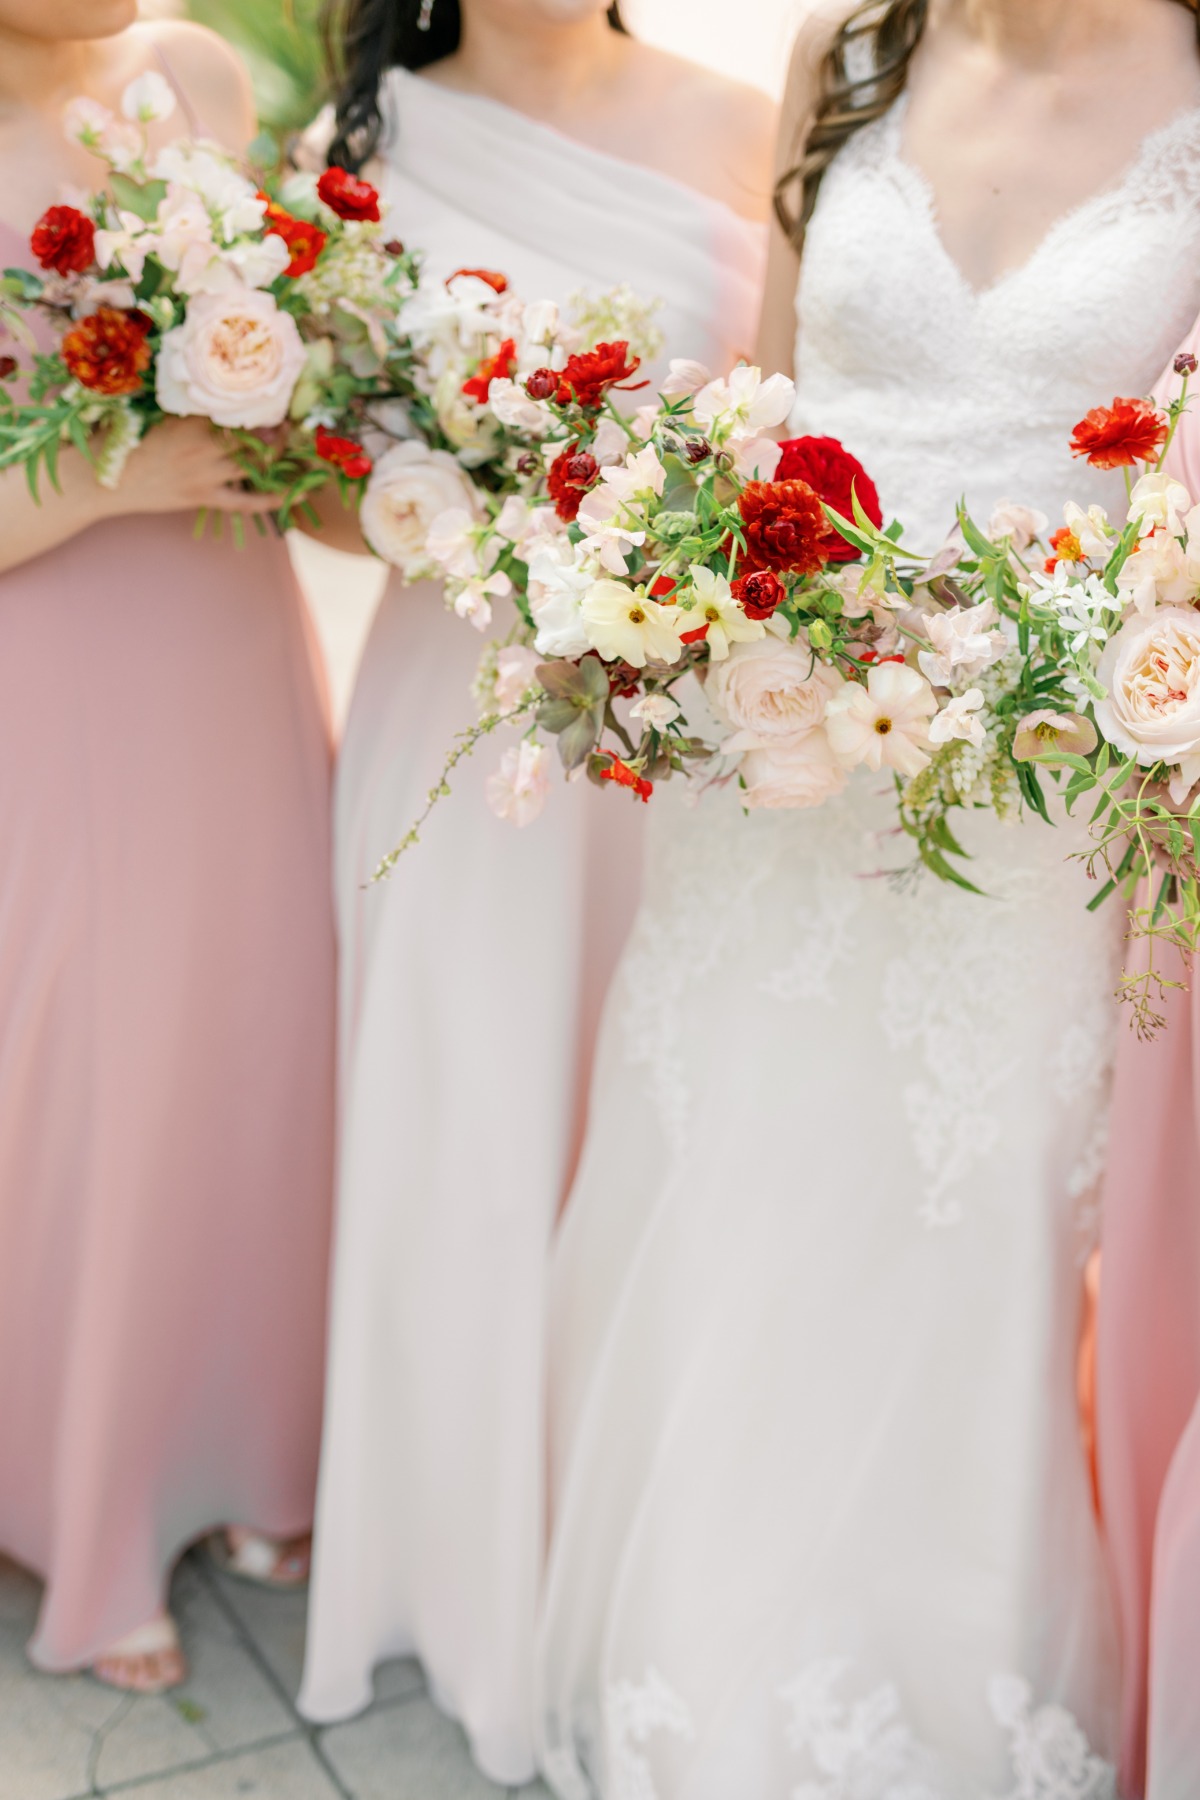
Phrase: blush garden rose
[{"left": 156, "top": 289, "right": 307, "bottom": 430}]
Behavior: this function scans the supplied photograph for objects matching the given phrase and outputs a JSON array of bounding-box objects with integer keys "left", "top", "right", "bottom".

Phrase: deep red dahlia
[
  {"left": 1070, "top": 397, "right": 1168, "bottom": 470},
  {"left": 317, "top": 166, "right": 381, "bottom": 223},
  {"left": 31, "top": 204, "right": 95, "bottom": 276},
  {"left": 547, "top": 447, "right": 599, "bottom": 522},
  {"left": 737, "top": 479, "right": 829, "bottom": 576},
  {"left": 775, "top": 435, "right": 881, "bottom": 562},
  {"left": 314, "top": 426, "right": 373, "bottom": 481},
  {"left": 731, "top": 569, "right": 785, "bottom": 620},
  {"left": 559, "top": 340, "right": 643, "bottom": 410},
  {"left": 61, "top": 307, "right": 152, "bottom": 396},
  {"left": 461, "top": 337, "right": 518, "bottom": 405}
]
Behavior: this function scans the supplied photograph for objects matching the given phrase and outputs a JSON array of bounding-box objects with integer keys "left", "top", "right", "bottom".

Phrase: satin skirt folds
[
  {"left": 0, "top": 513, "right": 336, "bottom": 1668},
  {"left": 300, "top": 577, "right": 641, "bottom": 1784}
]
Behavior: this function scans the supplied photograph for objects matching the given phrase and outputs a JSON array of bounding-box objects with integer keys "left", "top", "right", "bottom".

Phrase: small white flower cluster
[{"left": 563, "top": 283, "right": 664, "bottom": 366}]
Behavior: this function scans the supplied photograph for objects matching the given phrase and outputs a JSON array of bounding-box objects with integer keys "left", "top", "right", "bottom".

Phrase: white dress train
[
  {"left": 535, "top": 98, "right": 1200, "bottom": 1800},
  {"left": 298, "top": 68, "right": 765, "bottom": 1786}
]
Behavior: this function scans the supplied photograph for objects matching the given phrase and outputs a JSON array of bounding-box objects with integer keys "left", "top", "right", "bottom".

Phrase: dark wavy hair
[
  {"left": 321, "top": 0, "right": 628, "bottom": 170},
  {"left": 775, "top": 0, "right": 1200, "bottom": 253}
]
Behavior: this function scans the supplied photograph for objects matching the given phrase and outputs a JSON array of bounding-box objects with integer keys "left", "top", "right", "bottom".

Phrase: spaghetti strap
[{"left": 151, "top": 41, "right": 206, "bottom": 138}]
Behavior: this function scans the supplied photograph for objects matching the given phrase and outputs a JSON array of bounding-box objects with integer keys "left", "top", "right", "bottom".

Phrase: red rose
[
  {"left": 462, "top": 337, "right": 518, "bottom": 406},
  {"left": 317, "top": 166, "right": 381, "bottom": 223},
  {"left": 31, "top": 204, "right": 96, "bottom": 276},
  {"left": 1070, "top": 397, "right": 1168, "bottom": 470},
  {"left": 775, "top": 435, "right": 881, "bottom": 563},
  {"left": 61, "top": 306, "right": 152, "bottom": 396},
  {"left": 731, "top": 569, "right": 784, "bottom": 620},
  {"left": 314, "top": 426, "right": 373, "bottom": 481},
  {"left": 261, "top": 198, "right": 328, "bottom": 278},
  {"left": 446, "top": 267, "right": 509, "bottom": 294},
  {"left": 599, "top": 753, "right": 653, "bottom": 802},
  {"left": 559, "top": 340, "right": 644, "bottom": 410},
  {"left": 737, "top": 479, "right": 828, "bottom": 576},
  {"left": 547, "top": 447, "right": 599, "bottom": 522}
]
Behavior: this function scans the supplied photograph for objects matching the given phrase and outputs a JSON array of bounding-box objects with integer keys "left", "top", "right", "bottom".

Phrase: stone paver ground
[{"left": 0, "top": 1552, "right": 551, "bottom": 1800}]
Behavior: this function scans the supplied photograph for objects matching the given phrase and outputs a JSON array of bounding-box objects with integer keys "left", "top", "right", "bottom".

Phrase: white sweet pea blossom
[
  {"left": 451, "top": 569, "right": 511, "bottom": 633},
  {"left": 678, "top": 567, "right": 766, "bottom": 662},
  {"left": 630, "top": 693, "right": 682, "bottom": 730},
  {"left": 487, "top": 377, "right": 552, "bottom": 435},
  {"left": 1062, "top": 501, "right": 1115, "bottom": 560},
  {"left": 486, "top": 739, "right": 551, "bottom": 828},
  {"left": 1128, "top": 473, "right": 1194, "bottom": 539},
  {"left": 575, "top": 487, "right": 647, "bottom": 575},
  {"left": 929, "top": 688, "right": 987, "bottom": 748},
  {"left": 595, "top": 444, "right": 667, "bottom": 508},
  {"left": 590, "top": 417, "right": 630, "bottom": 468},
  {"left": 727, "top": 435, "right": 783, "bottom": 481},
  {"left": 521, "top": 297, "right": 559, "bottom": 347},
  {"left": 121, "top": 70, "right": 176, "bottom": 125},
  {"left": 581, "top": 582, "right": 685, "bottom": 668},
  {"left": 427, "top": 507, "right": 484, "bottom": 581},
  {"left": 631, "top": 403, "right": 661, "bottom": 440},
  {"left": 528, "top": 545, "right": 594, "bottom": 658},
  {"left": 93, "top": 210, "right": 156, "bottom": 283},
  {"left": 987, "top": 500, "right": 1048, "bottom": 551},
  {"left": 692, "top": 365, "right": 796, "bottom": 440},
  {"left": 63, "top": 97, "right": 113, "bottom": 148},
  {"left": 661, "top": 358, "right": 711, "bottom": 399},
  {"left": 1116, "top": 526, "right": 1200, "bottom": 615},
  {"left": 917, "top": 599, "right": 1007, "bottom": 686},
  {"left": 493, "top": 645, "right": 543, "bottom": 712}
]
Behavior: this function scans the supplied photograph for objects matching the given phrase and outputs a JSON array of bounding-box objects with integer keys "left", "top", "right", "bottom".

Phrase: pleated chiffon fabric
[
  {"left": 298, "top": 69, "right": 766, "bottom": 1785},
  {"left": 0, "top": 212, "right": 337, "bottom": 1665}
]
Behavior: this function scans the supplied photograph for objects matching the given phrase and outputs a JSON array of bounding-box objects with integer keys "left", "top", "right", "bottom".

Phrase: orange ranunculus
[{"left": 61, "top": 306, "right": 152, "bottom": 396}]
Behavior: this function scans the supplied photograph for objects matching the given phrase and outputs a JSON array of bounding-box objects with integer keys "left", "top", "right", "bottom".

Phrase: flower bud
[
  {"left": 383, "top": 239, "right": 405, "bottom": 257},
  {"left": 525, "top": 368, "right": 558, "bottom": 401},
  {"left": 808, "top": 619, "right": 834, "bottom": 651},
  {"left": 684, "top": 438, "right": 713, "bottom": 465},
  {"left": 0, "top": 355, "right": 17, "bottom": 380},
  {"left": 1176, "top": 352, "right": 1199, "bottom": 376}
]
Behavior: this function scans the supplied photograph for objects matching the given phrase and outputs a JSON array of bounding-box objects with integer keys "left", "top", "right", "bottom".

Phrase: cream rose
[
  {"left": 1094, "top": 608, "right": 1200, "bottom": 781},
  {"left": 740, "top": 736, "right": 848, "bottom": 810},
  {"left": 156, "top": 289, "right": 306, "bottom": 429},
  {"left": 706, "top": 634, "right": 845, "bottom": 752},
  {"left": 360, "top": 443, "right": 482, "bottom": 576}
]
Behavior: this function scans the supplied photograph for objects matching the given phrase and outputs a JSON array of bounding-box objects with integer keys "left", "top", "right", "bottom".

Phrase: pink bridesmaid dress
[
  {"left": 1097, "top": 328, "right": 1200, "bottom": 1798},
  {"left": 0, "top": 216, "right": 336, "bottom": 1670}
]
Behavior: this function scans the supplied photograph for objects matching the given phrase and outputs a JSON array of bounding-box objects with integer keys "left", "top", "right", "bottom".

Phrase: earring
[{"left": 417, "top": 0, "right": 435, "bottom": 28}]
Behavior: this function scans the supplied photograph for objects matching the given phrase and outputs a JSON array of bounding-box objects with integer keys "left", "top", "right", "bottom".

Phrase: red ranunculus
[
  {"left": 731, "top": 569, "right": 784, "bottom": 620},
  {"left": 461, "top": 337, "right": 518, "bottom": 405},
  {"left": 31, "top": 204, "right": 96, "bottom": 276},
  {"left": 737, "top": 479, "right": 828, "bottom": 576},
  {"left": 314, "top": 426, "right": 373, "bottom": 481},
  {"left": 600, "top": 753, "right": 653, "bottom": 802},
  {"left": 1070, "top": 397, "right": 1168, "bottom": 470},
  {"left": 61, "top": 306, "right": 152, "bottom": 396},
  {"left": 547, "top": 447, "right": 599, "bottom": 522},
  {"left": 775, "top": 435, "right": 882, "bottom": 562},
  {"left": 447, "top": 267, "right": 509, "bottom": 294},
  {"left": 525, "top": 367, "right": 558, "bottom": 401},
  {"left": 559, "top": 340, "right": 644, "bottom": 410},
  {"left": 261, "top": 197, "right": 328, "bottom": 277},
  {"left": 317, "top": 166, "right": 381, "bottom": 223}
]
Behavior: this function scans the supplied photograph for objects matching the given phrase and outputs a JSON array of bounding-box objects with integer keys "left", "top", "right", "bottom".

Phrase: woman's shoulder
[
  {"left": 125, "top": 19, "right": 257, "bottom": 149},
  {"left": 620, "top": 41, "right": 777, "bottom": 221}
]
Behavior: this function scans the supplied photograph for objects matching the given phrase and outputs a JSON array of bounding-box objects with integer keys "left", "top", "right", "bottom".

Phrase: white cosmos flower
[
  {"left": 679, "top": 567, "right": 766, "bottom": 662},
  {"left": 825, "top": 663, "right": 937, "bottom": 777},
  {"left": 580, "top": 582, "right": 685, "bottom": 668},
  {"left": 929, "top": 687, "right": 987, "bottom": 748},
  {"left": 121, "top": 70, "right": 176, "bottom": 124},
  {"left": 692, "top": 365, "right": 795, "bottom": 439},
  {"left": 486, "top": 739, "right": 551, "bottom": 827},
  {"left": 630, "top": 693, "right": 682, "bottom": 730},
  {"left": 918, "top": 599, "right": 1007, "bottom": 686}
]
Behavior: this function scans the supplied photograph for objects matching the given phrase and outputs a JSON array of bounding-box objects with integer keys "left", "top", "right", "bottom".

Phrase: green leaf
[
  {"left": 920, "top": 844, "right": 987, "bottom": 896},
  {"left": 109, "top": 174, "right": 168, "bottom": 223},
  {"left": 926, "top": 813, "right": 970, "bottom": 859},
  {"left": 557, "top": 709, "right": 601, "bottom": 772}
]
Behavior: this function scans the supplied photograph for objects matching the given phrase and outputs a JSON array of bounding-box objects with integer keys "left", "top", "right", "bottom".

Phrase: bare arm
[{"left": 754, "top": 14, "right": 836, "bottom": 379}]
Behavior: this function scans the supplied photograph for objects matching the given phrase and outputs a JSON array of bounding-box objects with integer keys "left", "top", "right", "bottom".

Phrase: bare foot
[
  {"left": 216, "top": 1527, "right": 312, "bottom": 1588},
  {"left": 92, "top": 1614, "right": 186, "bottom": 1694}
]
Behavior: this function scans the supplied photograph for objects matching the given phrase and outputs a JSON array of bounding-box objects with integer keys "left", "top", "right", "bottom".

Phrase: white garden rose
[
  {"left": 1094, "top": 608, "right": 1200, "bottom": 794},
  {"left": 706, "top": 634, "right": 845, "bottom": 752},
  {"left": 739, "top": 735, "right": 848, "bottom": 810},
  {"left": 360, "top": 443, "right": 482, "bottom": 576},
  {"left": 156, "top": 289, "right": 307, "bottom": 429}
]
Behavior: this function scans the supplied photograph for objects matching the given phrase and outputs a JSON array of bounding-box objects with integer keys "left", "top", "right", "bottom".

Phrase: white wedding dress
[
  {"left": 298, "top": 69, "right": 765, "bottom": 1785},
  {"left": 535, "top": 98, "right": 1200, "bottom": 1800}
]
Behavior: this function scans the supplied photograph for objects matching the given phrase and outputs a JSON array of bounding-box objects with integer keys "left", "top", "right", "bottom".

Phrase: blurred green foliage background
[{"left": 184, "top": 2, "right": 328, "bottom": 138}]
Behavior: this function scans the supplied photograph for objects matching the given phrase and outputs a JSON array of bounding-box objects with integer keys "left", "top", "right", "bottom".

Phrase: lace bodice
[{"left": 792, "top": 98, "right": 1200, "bottom": 548}]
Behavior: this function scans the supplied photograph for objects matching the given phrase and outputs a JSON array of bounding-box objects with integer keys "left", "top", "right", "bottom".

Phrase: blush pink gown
[
  {"left": 1097, "top": 328, "right": 1200, "bottom": 1799},
  {"left": 0, "top": 221, "right": 337, "bottom": 1670}
]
